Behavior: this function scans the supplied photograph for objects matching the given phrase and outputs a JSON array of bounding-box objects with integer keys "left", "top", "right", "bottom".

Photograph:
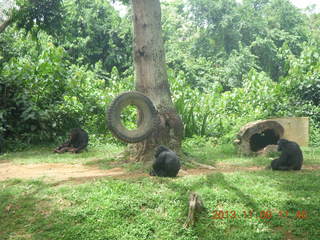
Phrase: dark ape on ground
[
  {"left": 150, "top": 145, "right": 181, "bottom": 177},
  {"left": 54, "top": 128, "right": 88, "bottom": 153},
  {"left": 269, "top": 139, "right": 303, "bottom": 170}
]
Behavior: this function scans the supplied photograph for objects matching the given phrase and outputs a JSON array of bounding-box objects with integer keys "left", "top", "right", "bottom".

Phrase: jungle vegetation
[{"left": 0, "top": 0, "right": 320, "bottom": 148}]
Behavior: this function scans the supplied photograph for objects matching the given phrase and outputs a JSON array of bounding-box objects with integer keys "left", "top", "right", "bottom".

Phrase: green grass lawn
[
  {"left": 0, "top": 144, "right": 122, "bottom": 165},
  {"left": 0, "top": 142, "right": 319, "bottom": 240}
]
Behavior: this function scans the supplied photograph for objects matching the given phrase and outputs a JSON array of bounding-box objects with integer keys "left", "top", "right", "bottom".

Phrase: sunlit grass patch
[
  {"left": 0, "top": 144, "right": 123, "bottom": 165},
  {"left": 1, "top": 169, "right": 319, "bottom": 240},
  {"left": 183, "top": 138, "right": 320, "bottom": 169},
  {"left": 0, "top": 140, "right": 319, "bottom": 240}
]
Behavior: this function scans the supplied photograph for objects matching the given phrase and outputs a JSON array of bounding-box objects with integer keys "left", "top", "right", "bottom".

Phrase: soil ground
[{"left": 1, "top": 161, "right": 319, "bottom": 184}]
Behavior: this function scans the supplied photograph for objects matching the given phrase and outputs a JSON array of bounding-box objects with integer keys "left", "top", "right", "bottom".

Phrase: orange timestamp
[{"left": 211, "top": 210, "right": 308, "bottom": 220}]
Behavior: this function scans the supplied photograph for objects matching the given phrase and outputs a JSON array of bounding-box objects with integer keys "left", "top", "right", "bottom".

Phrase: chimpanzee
[
  {"left": 54, "top": 128, "right": 88, "bottom": 153},
  {"left": 149, "top": 145, "right": 181, "bottom": 177},
  {"left": 268, "top": 139, "right": 303, "bottom": 171}
]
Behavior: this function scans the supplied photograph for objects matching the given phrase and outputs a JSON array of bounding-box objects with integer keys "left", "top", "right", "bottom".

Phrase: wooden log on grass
[{"left": 183, "top": 192, "right": 205, "bottom": 228}]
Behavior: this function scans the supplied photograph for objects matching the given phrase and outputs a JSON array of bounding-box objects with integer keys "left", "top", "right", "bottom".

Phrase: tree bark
[
  {"left": 131, "top": 0, "right": 183, "bottom": 162},
  {"left": 0, "top": 18, "right": 12, "bottom": 34}
]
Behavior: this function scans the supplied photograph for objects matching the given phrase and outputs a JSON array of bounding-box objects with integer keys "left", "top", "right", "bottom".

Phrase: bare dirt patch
[
  {"left": 1, "top": 162, "right": 319, "bottom": 184},
  {"left": 0, "top": 162, "right": 255, "bottom": 182},
  {"left": 0, "top": 162, "right": 126, "bottom": 182}
]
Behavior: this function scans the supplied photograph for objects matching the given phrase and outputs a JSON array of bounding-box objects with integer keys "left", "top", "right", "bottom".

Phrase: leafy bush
[
  {"left": 1, "top": 0, "right": 320, "bottom": 148},
  {"left": 170, "top": 68, "right": 291, "bottom": 142},
  {"left": 0, "top": 32, "right": 69, "bottom": 143},
  {"left": 0, "top": 30, "right": 133, "bottom": 144}
]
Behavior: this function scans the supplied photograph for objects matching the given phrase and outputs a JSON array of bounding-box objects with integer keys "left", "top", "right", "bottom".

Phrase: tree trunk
[
  {"left": 0, "top": 18, "right": 12, "bottom": 34},
  {"left": 131, "top": 0, "right": 183, "bottom": 162}
]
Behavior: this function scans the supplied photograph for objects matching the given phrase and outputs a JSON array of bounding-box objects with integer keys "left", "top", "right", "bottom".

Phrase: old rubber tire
[{"left": 107, "top": 91, "right": 159, "bottom": 143}]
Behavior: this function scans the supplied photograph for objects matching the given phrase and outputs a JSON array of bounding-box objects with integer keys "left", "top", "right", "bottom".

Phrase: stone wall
[{"left": 269, "top": 117, "right": 309, "bottom": 147}]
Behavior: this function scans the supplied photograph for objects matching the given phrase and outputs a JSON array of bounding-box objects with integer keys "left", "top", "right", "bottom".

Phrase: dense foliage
[{"left": 0, "top": 0, "right": 320, "bottom": 147}]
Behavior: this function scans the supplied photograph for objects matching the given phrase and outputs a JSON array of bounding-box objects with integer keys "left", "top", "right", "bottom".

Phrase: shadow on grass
[
  {"left": 1, "top": 142, "right": 319, "bottom": 240},
  {"left": 1, "top": 169, "right": 319, "bottom": 240},
  {"left": 268, "top": 171, "right": 320, "bottom": 239},
  {"left": 165, "top": 172, "right": 261, "bottom": 212},
  {"left": 163, "top": 172, "right": 279, "bottom": 239},
  {"left": 0, "top": 179, "right": 55, "bottom": 240},
  {"left": 157, "top": 169, "right": 320, "bottom": 239}
]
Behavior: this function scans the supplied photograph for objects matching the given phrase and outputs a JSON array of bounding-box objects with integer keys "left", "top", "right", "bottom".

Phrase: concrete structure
[
  {"left": 235, "top": 117, "right": 309, "bottom": 155},
  {"left": 270, "top": 117, "right": 309, "bottom": 147}
]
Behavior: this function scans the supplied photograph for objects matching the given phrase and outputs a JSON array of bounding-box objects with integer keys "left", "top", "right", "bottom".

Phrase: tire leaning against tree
[{"left": 107, "top": 91, "right": 159, "bottom": 143}]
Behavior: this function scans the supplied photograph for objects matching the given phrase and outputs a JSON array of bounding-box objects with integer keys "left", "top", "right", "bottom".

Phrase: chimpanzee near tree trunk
[{"left": 130, "top": 0, "right": 183, "bottom": 162}]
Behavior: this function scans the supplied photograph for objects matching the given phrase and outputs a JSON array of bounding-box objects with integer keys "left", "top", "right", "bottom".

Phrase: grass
[
  {"left": 0, "top": 141, "right": 320, "bottom": 240},
  {"left": 0, "top": 144, "right": 122, "bottom": 165},
  {"left": 183, "top": 139, "right": 320, "bottom": 168}
]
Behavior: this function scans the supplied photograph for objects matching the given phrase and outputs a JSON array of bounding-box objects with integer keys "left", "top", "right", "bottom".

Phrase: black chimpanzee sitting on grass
[
  {"left": 268, "top": 139, "right": 303, "bottom": 171},
  {"left": 150, "top": 145, "right": 181, "bottom": 177},
  {"left": 54, "top": 128, "right": 88, "bottom": 153}
]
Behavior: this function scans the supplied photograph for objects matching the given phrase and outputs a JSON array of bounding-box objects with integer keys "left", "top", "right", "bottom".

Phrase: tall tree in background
[
  {"left": 131, "top": 0, "right": 183, "bottom": 161},
  {"left": 0, "top": 0, "right": 63, "bottom": 36}
]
